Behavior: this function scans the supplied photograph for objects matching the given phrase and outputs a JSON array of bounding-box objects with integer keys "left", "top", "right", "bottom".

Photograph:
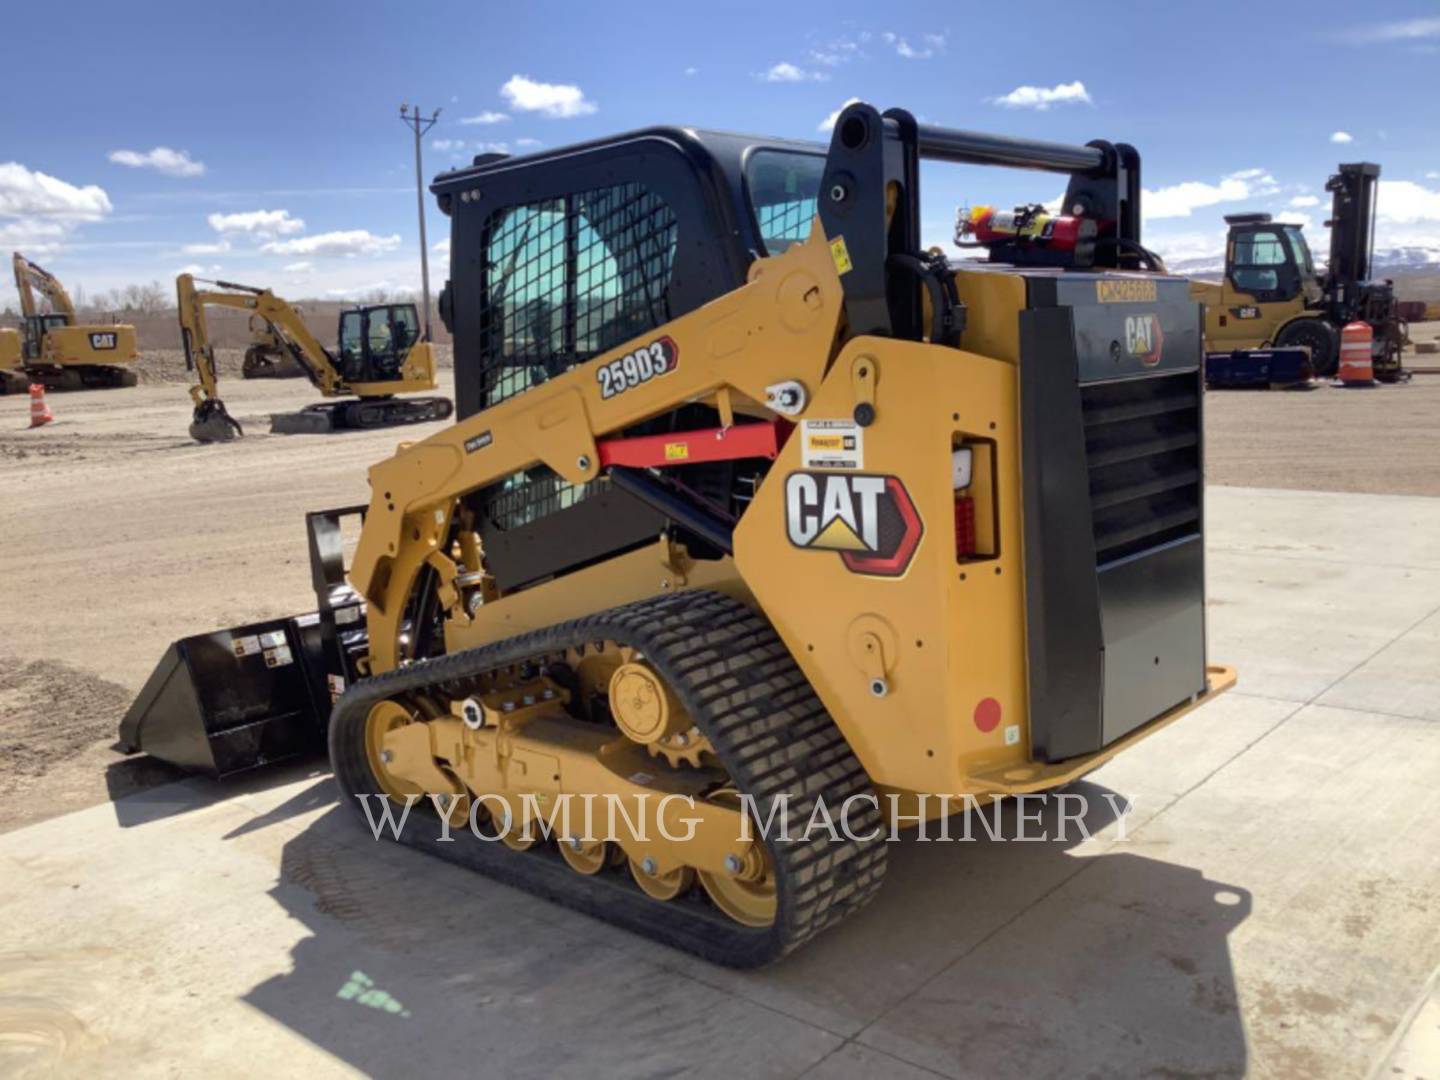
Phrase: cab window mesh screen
[
  {"left": 477, "top": 183, "right": 678, "bottom": 531},
  {"left": 479, "top": 183, "right": 678, "bottom": 410}
]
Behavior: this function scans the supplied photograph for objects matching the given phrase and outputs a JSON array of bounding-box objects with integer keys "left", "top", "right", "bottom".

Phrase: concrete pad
[
  {"left": 1206, "top": 486, "right": 1440, "bottom": 573},
  {"left": 1375, "top": 970, "right": 1440, "bottom": 1080},
  {"left": 857, "top": 701, "right": 1440, "bottom": 1078},
  {"left": 1205, "top": 488, "right": 1440, "bottom": 703},
  {"left": 0, "top": 788, "right": 843, "bottom": 1078},
  {"left": 1318, "top": 608, "right": 1440, "bottom": 721}
]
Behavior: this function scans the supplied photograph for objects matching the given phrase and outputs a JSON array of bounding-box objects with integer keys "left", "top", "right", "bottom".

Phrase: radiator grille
[{"left": 1082, "top": 372, "right": 1201, "bottom": 565}]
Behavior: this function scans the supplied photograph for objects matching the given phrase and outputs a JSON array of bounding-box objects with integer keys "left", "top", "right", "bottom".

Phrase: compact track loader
[
  {"left": 242, "top": 312, "right": 305, "bottom": 378},
  {"left": 177, "top": 274, "right": 453, "bottom": 441},
  {"left": 11, "top": 253, "right": 138, "bottom": 390},
  {"left": 122, "top": 104, "right": 1233, "bottom": 965},
  {"left": 1191, "top": 163, "right": 1408, "bottom": 381}
]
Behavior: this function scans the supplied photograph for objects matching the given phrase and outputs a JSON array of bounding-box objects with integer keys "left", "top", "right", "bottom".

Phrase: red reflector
[
  {"left": 974, "top": 697, "right": 1002, "bottom": 733},
  {"left": 954, "top": 494, "right": 976, "bottom": 559}
]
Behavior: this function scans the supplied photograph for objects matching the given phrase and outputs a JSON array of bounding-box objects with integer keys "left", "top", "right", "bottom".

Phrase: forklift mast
[{"left": 1324, "top": 162, "right": 1381, "bottom": 293}]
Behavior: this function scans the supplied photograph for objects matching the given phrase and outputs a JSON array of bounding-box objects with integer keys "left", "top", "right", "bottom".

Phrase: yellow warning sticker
[
  {"left": 664, "top": 442, "right": 689, "bottom": 461},
  {"left": 829, "top": 236, "right": 853, "bottom": 276},
  {"left": 1096, "top": 279, "right": 1158, "bottom": 303}
]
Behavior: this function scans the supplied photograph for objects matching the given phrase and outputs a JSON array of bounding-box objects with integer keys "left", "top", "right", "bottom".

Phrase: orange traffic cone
[
  {"left": 1338, "top": 321, "right": 1376, "bottom": 387},
  {"left": 28, "top": 383, "right": 53, "bottom": 427}
]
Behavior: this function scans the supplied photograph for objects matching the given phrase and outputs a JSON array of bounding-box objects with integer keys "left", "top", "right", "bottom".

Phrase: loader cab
[
  {"left": 336, "top": 303, "right": 421, "bottom": 382},
  {"left": 1223, "top": 214, "right": 1320, "bottom": 305},
  {"left": 432, "top": 126, "right": 824, "bottom": 420},
  {"left": 21, "top": 313, "right": 70, "bottom": 359},
  {"left": 430, "top": 126, "right": 824, "bottom": 590}
]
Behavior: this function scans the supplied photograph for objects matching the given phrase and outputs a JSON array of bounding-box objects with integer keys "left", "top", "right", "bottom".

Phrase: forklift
[{"left": 1194, "top": 163, "right": 1408, "bottom": 384}]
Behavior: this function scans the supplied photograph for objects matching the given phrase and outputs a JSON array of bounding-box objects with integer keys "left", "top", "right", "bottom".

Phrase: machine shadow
[
  {"left": 104, "top": 756, "right": 327, "bottom": 829},
  {"left": 240, "top": 782, "right": 1252, "bottom": 1077}
]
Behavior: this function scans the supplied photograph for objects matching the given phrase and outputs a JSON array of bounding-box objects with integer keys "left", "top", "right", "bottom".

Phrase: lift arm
[
  {"left": 13, "top": 252, "right": 76, "bottom": 321},
  {"left": 176, "top": 273, "right": 345, "bottom": 412}
]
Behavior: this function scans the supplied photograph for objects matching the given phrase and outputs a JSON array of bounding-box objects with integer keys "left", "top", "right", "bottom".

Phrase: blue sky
[{"left": 5, "top": 0, "right": 1440, "bottom": 300}]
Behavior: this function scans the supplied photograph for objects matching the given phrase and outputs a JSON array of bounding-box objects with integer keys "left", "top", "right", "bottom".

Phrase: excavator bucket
[
  {"left": 189, "top": 399, "right": 244, "bottom": 443},
  {"left": 118, "top": 507, "right": 369, "bottom": 777}
]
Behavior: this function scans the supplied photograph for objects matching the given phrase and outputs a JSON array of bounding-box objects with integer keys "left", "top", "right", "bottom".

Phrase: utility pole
[{"left": 399, "top": 103, "right": 441, "bottom": 341}]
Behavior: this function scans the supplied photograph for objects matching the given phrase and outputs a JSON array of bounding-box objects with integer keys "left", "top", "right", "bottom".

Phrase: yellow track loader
[
  {"left": 242, "top": 311, "right": 305, "bottom": 378},
  {"left": 177, "top": 274, "right": 453, "bottom": 441},
  {"left": 12, "top": 252, "right": 138, "bottom": 390},
  {"left": 121, "top": 104, "right": 1233, "bottom": 965}
]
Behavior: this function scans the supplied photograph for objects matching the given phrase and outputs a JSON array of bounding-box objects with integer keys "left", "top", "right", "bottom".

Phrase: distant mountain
[{"left": 1159, "top": 245, "right": 1440, "bottom": 286}]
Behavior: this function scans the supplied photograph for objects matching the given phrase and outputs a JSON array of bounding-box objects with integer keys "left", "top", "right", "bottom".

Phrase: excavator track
[
  {"left": 329, "top": 590, "right": 887, "bottom": 967},
  {"left": 270, "top": 396, "right": 454, "bottom": 434}
]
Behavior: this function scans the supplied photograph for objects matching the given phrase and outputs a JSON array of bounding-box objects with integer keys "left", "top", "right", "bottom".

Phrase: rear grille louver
[{"left": 1081, "top": 373, "right": 1201, "bottom": 566}]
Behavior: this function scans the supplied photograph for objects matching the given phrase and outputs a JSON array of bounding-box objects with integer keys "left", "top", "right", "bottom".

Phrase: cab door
[{"left": 1227, "top": 228, "right": 1302, "bottom": 304}]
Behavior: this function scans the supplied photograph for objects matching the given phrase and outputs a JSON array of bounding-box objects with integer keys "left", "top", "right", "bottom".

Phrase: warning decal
[{"left": 800, "top": 419, "right": 864, "bottom": 470}]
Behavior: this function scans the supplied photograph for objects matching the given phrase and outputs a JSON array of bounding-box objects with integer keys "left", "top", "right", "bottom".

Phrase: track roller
[{"left": 329, "top": 590, "right": 887, "bottom": 967}]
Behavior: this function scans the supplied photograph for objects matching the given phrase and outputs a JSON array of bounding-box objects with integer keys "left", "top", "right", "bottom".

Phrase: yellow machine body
[
  {"left": 12, "top": 252, "right": 138, "bottom": 387},
  {"left": 122, "top": 105, "right": 1230, "bottom": 965},
  {"left": 350, "top": 231, "right": 1230, "bottom": 809}
]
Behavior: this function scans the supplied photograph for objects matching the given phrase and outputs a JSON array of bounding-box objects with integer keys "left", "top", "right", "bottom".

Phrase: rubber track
[{"left": 329, "top": 590, "right": 887, "bottom": 967}]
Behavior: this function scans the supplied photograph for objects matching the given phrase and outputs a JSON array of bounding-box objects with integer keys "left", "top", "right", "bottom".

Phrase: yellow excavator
[
  {"left": 12, "top": 252, "right": 139, "bottom": 390},
  {"left": 0, "top": 327, "right": 24, "bottom": 394},
  {"left": 123, "top": 104, "right": 1233, "bottom": 965},
  {"left": 177, "top": 274, "right": 453, "bottom": 442}
]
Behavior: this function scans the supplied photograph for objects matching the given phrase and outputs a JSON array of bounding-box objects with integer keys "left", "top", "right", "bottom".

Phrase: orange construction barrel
[{"left": 1338, "top": 321, "right": 1375, "bottom": 386}]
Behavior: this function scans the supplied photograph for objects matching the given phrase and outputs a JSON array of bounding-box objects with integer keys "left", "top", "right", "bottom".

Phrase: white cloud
[
  {"left": 207, "top": 208, "right": 305, "bottom": 237},
  {"left": 881, "top": 30, "right": 946, "bottom": 59},
  {"left": 1144, "top": 169, "right": 1279, "bottom": 220},
  {"left": 1290, "top": 195, "right": 1320, "bottom": 208},
  {"left": 818, "top": 98, "right": 862, "bottom": 132},
  {"left": 1350, "top": 16, "right": 1440, "bottom": 43},
  {"left": 500, "top": 74, "right": 597, "bottom": 118},
  {"left": 991, "top": 80, "right": 1092, "bottom": 110},
  {"left": 1272, "top": 211, "right": 1313, "bottom": 228},
  {"left": 759, "top": 61, "right": 827, "bottom": 83},
  {"left": 282, "top": 261, "right": 313, "bottom": 274},
  {"left": 175, "top": 263, "right": 210, "bottom": 276},
  {"left": 432, "top": 138, "right": 465, "bottom": 151},
  {"left": 1427, "top": 171, "right": 1440, "bottom": 180},
  {"left": 1376, "top": 180, "right": 1440, "bottom": 224},
  {"left": 262, "top": 230, "right": 401, "bottom": 257},
  {"left": 107, "top": 147, "right": 205, "bottom": 178},
  {"left": 684, "top": 66, "right": 698, "bottom": 76},
  {"left": 324, "top": 281, "right": 415, "bottom": 300},
  {"left": 0, "top": 162, "right": 112, "bottom": 220},
  {"left": 459, "top": 111, "right": 509, "bottom": 125},
  {"left": 810, "top": 37, "right": 863, "bottom": 66},
  {"left": 1330, "top": 131, "right": 1354, "bottom": 144},
  {"left": 514, "top": 137, "right": 543, "bottom": 149},
  {"left": 181, "top": 239, "right": 231, "bottom": 255},
  {"left": 432, "top": 237, "right": 451, "bottom": 257},
  {"left": 0, "top": 219, "right": 67, "bottom": 255}
]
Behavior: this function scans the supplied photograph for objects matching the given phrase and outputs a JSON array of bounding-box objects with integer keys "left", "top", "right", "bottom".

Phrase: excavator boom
[{"left": 12, "top": 252, "right": 76, "bottom": 320}]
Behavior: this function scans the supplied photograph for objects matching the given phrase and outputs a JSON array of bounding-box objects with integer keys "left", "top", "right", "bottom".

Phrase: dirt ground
[{"left": 1, "top": 332, "right": 1437, "bottom": 832}]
